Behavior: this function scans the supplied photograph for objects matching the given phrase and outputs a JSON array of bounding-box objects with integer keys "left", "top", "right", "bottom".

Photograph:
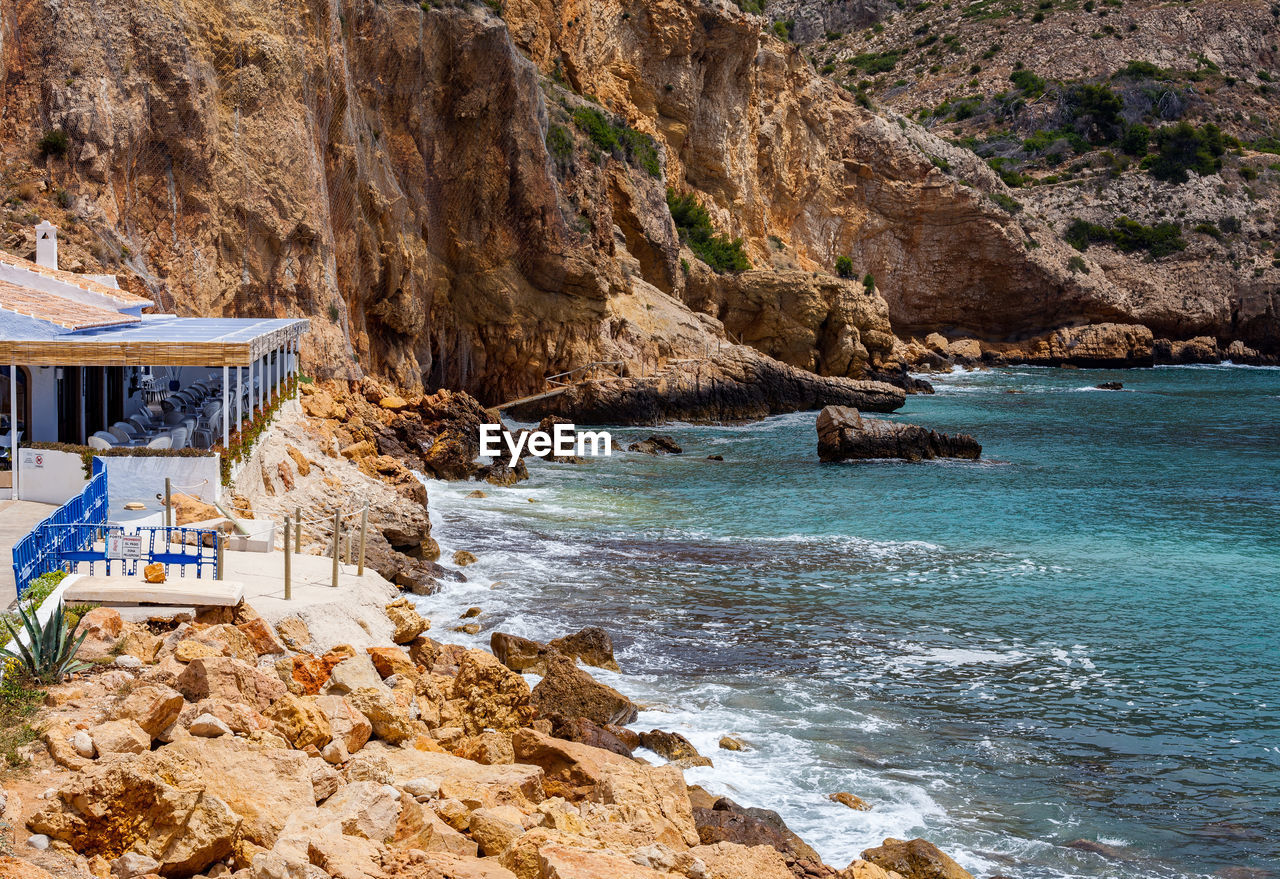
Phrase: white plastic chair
[
  {"left": 191, "top": 428, "right": 213, "bottom": 450},
  {"left": 87, "top": 436, "right": 113, "bottom": 450},
  {"left": 166, "top": 427, "right": 188, "bottom": 449},
  {"left": 91, "top": 431, "right": 119, "bottom": 446},
  {"left": 147, "top": 436, "right": 172, "bottom": 449}
]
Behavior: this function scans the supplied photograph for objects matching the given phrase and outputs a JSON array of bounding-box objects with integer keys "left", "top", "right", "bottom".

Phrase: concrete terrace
[{"left": 0, "top": 499, "right": 57, "bottom": 604}]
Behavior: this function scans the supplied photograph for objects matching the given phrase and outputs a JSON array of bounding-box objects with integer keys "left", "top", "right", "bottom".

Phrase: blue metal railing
[
  {"left": 12, "top": 470, "right": 109, "bottom": 597},
  {"left": 59, "top": 525, "right": 220, "bottom": 579},
  {"left": 11, "top": 472, "right": 221, "bottom": 595}
]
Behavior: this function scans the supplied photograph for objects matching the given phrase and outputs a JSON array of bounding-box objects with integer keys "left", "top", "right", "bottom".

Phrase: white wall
[
  {"left": 17, "top": 448, "right": 87, "bottom": 504},
  {"left": 102, "top": 453, "right": 221, "bottom": 507}
]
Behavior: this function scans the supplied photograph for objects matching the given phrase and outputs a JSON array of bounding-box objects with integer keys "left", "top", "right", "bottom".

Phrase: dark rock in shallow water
[
  {"left": 1095, "top": 381, "right": 1124, "bottom": 390},
  {"left": 817, "top": 406, "right": 981, "bottom": 462},
  {"left": 548, "top": 626, "right": 621, "bottom": 672},
  {"left": 861, "top": 837, "right": 975, "bottom": 879},
  {"left": 693, "top": 796, "right": 821, "bottom": 866},
  {"left": 640, "top": 729, "right": 712, "bottom": 767},
  {"left": 547, "top": 714, "right": 633, "bottom": 757},
  {"left": 530, "top": 654, "right": 638, "bottom": 725},
  {"left": 1065, "top": 839, "right": 1137, "bottom": 860},
  {"left": 628, "top": 435, "right": 683, "bottom": 455},
  {"left": 706, "top": 454, "right": 724, "bottom": 461},
  {"left": 490, "top": 631, "right": 551, "bottom": 674}
]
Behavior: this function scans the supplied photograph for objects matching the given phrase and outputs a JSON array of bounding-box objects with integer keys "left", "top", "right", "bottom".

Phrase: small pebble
[
  {"left": 113, "top": 655, "right": 143, "bottom": 669},
  {"left": 70, "top": 730, "right": 96, "bottom": 758},
  {"left": 27, "top": 834, "right": 50, "bottom": 850}
]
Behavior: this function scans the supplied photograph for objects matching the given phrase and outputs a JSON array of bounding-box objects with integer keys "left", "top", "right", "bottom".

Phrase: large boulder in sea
[
  {"left": 531, "top": 654, "right": 638, "bottom": 726},
  {"left": 692, "top": 797, "right": 822, "bottom": 868},
  {"left": 548, "top": 626, "right": 621, "bottom": 672},
  {"left": 859, "top": 838, "right": 973, "bottom": 879},
  {"left": 817, "top": 406, "right": 980, "bottom": 463}
]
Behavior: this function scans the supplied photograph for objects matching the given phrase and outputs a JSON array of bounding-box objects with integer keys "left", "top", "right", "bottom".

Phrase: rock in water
[
  {"left": 640, "top": 730, "right": 712, "bottom": 767},
  {"left": 548, "top": 626, "right": 621, "bottom": 672},
  {"left": 628, "top": 435, "right": 683, "bottom": 455},
  {"left": 490, "top": 631, "right": 552, "bottom": 674},
  {"left": 531, "top": 654, "right": 638, "bottom": 725},
  {"left": 692, "top": 797, "right": 821, "bottom": 865},
  {"left": 829, "top": 791, "right": 872, "bottom": 811},
  {"left": 860, "top": 837, "right": 974, "bottom": 879},
  {"left": 506, "top": 348, "right": 905, "bottom": 425},
  {"left": 816, "top": 406, "right": 980, "bottom": 463},
  {"left": 1095, "top": 382, "right": 1124, "bottom": 390}
]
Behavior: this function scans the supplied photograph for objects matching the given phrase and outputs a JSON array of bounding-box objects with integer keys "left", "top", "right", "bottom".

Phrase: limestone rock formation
[
  {"left": 509, "top": 347, "right": 906, "bottom": 425},
  {"left": 817, "top": 406, "right": 981, "bottom": 462},
  {"left": 1, "top": 0, "right": 1228, "bottom": 421}
]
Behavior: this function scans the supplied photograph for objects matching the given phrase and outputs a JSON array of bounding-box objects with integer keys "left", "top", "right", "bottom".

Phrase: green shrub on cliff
[
  {"left": 666, "top": 189, "right": 750, "bottom": 273},
  {"left": 572, "top": 107, "right": 620, "bottom": 154},
  {"left": 570, "top": 107, "right": 661, "bottom": 177},
  {"left": 546, "top": 124, "right": 574, "bottom": 163},
  {"left": 37, "top": 129, "right": 69, "bottom": 158},
  {"left": 1065, "top": 216, "right": 1186, "bottom": 258},
  {"left": 835, "top": 255, "right": 855, "bottom": 278},
  {"left": 1146, "top": 122, "right": 1227, "bottom": 183}
]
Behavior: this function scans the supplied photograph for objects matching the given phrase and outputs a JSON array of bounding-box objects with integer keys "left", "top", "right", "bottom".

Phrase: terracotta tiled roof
[
  {"left": 0, "top": 279, "right": 141, "bottom": 330},
  {"left": 0, "top": 249, "right": 151, "bottom": 306}
]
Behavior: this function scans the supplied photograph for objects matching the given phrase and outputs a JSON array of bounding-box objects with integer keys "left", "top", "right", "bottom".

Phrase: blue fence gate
[
  {"left": 12, "top": 469, "right": 108, "bottom": 597},
  {"left": 11, "top": 470, "right": 221, "bottom": 596}
]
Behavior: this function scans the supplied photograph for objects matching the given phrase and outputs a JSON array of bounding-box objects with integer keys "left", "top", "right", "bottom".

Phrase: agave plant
[{"left": 0, "top": 601, "right": 90, "bottom": 684}]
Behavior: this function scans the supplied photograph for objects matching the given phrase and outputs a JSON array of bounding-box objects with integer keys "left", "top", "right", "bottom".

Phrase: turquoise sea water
[{"left": 415, "top": 365, "right": 1280, "bottom": 879}]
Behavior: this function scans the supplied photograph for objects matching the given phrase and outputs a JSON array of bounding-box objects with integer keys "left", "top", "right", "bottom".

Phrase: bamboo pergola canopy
[{"left": 0, "top": 317, "right": 310, "bottom": 366}]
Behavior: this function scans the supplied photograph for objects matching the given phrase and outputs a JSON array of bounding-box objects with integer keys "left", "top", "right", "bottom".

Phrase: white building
[{"left": 0, "top": 221, "right": 309, "bottom": 497}]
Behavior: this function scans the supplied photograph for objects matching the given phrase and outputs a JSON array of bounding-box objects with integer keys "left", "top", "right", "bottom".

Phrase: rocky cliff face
[
  {"left": 1, "top": 0, "right": 1258, "bottom": 409},
  {"left": 781, "top": 0, "right": 1280, "bottom": 359}
]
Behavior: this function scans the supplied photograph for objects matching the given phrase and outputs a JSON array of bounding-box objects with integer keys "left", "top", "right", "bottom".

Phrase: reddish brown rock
[
  {"left": 860, "top": 838, "right": 973, "bottom": 879},
  {"left": 547, "top": 627, "right": 621, "bottom": 672},
  {"left": 176, "top": 656, "right": 288, "bottom": 712},
  {"left": 236, "top": 618, "right": 286, "bottom": 656},
  {"left": 367, "top": 646, "right": 417, "bottom": 680},
  {"left": 530, "top": 654, "right": 638, "bottom": 726}
]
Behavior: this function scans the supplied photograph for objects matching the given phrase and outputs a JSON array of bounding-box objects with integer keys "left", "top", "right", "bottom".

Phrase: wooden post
[
  {"left": 283, "top": 516, "right": 292, "bottom": 600},
  {"left": 164, "top": 477, "right": 172, "bottom": 528},
  {"left": 330, "top": 508, "right": 340, "bottom": 588},
  {"left": 357, "top": 507, "right": 368, "bottom": 576},
  {"left": 295, "top": 506, "right": 302, "bottom": 552},
  {"left": 215, "top": 533, "right": 224, "bottom": 580},
  {"left": 344, "top": 530, "right": 352, "bottom": 565}
]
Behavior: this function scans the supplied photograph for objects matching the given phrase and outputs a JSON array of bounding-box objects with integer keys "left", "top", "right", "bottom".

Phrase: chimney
[{"left": 34, "top": 220, "right": 58, "bottom": 269}]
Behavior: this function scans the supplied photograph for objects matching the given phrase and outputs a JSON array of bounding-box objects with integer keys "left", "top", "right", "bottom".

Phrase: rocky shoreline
[
  {"left": 0, "top": 391, "right": 990, "bottom": 879},
  {"left": 0, "top": 571, "right": 973, "bottom": 879}
]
